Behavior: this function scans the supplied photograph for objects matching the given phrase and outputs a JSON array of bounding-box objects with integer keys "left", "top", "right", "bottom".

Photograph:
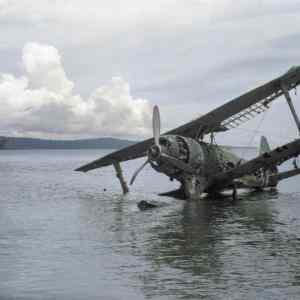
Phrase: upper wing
[
  {"left": 210, "top": 138, "right": 300, "bottom": 189},
  {"left": 76, "top": 66, "right": 300, "bottom": 172},
  {"left": 167, "top": 66, "right": 300, "bottom": 137}
]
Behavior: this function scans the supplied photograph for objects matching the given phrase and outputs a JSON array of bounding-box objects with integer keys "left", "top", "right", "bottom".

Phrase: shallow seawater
[{"left": 0, "top": 149, "right": 300, "bottom": 300}]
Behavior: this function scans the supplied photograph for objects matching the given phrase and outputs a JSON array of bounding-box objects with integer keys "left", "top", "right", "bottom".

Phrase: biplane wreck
[{"left": 76, "top": 66, "right": 300, "bottom": 200}]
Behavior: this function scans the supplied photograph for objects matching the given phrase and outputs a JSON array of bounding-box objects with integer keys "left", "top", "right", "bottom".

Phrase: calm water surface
[{"left": 0, "top": 149, "right": 300, "bottom": 299}]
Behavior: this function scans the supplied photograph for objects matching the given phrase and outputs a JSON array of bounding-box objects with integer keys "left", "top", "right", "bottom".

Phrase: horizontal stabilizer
[{"left": 273, "top": 168, "right": 300, "bottom": 181}]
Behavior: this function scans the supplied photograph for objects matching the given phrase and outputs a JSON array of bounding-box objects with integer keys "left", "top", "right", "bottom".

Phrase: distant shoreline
[
  {"left": 0, "top": 136, "right": 257, "bottom": 151},
  {"left": 0, "top": 136, "right": 136, "bottom": 150}
]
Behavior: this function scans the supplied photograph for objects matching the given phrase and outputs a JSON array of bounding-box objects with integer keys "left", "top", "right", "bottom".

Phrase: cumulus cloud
[
  {"left": 0, "top": 42, "right": 152, "bottom": 139},
  {"left": 1, "top": 1, "right": 300, "bottom": 146}
]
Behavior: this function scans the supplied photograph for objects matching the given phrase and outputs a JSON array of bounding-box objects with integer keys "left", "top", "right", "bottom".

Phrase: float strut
[
  {"left": 113, "top": 161, "right": 129, "bottom": 195},
  {"left": 281, "top": 83, "right": 300, "bottom": 136},
  {"left": 232, "top": 183, "right": 237, "bottom": 200}
]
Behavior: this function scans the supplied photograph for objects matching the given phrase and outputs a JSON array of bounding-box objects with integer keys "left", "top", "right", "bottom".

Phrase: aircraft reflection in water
[
  {"left": 77, "top": 188, "right": 299, "bottom": 299},
  {"left": 136, "top": 191, "right": 300, "bottom": 299},
  {"left": 76, "top": 66, "right": 300, "bottom": 200}
]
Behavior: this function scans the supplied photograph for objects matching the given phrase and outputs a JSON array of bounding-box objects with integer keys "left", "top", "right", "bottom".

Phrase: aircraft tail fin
[
  {"left": 259, "top": 136, "right": 271, "bottom": 155},
  {"left": 259, "top": 136, "right": 278, "bottom": 176}
]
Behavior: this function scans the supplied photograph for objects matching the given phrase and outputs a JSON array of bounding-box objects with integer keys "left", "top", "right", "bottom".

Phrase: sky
[{"left": 1, "top": 0, "right": 300, "bottom": 146}]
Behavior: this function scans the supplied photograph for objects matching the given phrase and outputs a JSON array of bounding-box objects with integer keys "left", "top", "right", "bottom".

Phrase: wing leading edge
[
  {"left": 75, "top": 138, "right": 153, "bottom": 172},
  {"left": 76, "top": 66, "right": 300, "bottom": 172},
  {"left": 167, "top": 66, "right": 300, "bottom": 138}
]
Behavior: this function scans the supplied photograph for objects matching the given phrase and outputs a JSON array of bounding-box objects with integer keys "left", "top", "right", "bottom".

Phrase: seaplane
[{"left": 76, "top": 66, "right": 300, "bottom": 200}]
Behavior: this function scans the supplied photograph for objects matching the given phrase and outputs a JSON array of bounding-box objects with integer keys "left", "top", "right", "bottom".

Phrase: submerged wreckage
[{"left": 76, "top": 66, "right": 300, "bottom": 200}]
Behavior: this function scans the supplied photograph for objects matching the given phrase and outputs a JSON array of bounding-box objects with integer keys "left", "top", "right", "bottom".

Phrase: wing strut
[
  {"left": 113, "top": 162, "right": 129, "bottom": 194},
  {"left": 281, "top": 82, "right": 300, "bottom": 135}
]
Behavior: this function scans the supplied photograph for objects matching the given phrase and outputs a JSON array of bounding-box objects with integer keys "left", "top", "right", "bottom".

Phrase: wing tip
[{"left": 74, "top": 167, "right": 87, "bottom": 172}]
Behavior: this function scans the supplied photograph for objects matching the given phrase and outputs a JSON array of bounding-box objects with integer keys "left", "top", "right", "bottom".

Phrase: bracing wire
[
  {"left": 233, "top": 127, "right": 296, "bottom": 142},
  {"left": 240, "top": 109, "right": 269, "bottom": 159}
]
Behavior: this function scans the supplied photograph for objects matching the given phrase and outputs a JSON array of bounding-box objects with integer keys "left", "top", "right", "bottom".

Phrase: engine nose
[
  {"left": 147, "top": 137, "right": 170, "bottom": 162},
  {"left": 148, "top": 144, "right": 161, "bottom": 160},
  {"left": 148, "top": 135, "right": 189, "bottom": 165},
  {"left": 148, "top": 136, "right": 173, "bottom": 160}
]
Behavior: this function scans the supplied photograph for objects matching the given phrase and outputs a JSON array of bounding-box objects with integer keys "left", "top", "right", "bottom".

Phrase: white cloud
[
  {"left": 22, "top": 42, "right": 73, "bottom": 95},
  {"left": 1, "top": 1, "right": 300, "bottom": 146},
  {"left": 0, "top": 42, "right": 152, "bottom": 139}
]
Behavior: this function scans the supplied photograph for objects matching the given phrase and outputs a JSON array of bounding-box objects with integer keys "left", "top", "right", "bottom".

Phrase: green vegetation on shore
[{"left": 0, "top": 136, "right": 135, "bottom": 150}]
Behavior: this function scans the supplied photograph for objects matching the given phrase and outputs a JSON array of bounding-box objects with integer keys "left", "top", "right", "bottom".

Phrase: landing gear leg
[
  {"left": 113, "top": 161, "right": 129, "bottom": 195},
  {"left": 183, "top": 176, "right": 206, "bottom": 200}
]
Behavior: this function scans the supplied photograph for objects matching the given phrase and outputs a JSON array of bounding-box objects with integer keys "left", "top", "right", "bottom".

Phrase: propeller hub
[{"left": 148, "top": 144, "right": 161, "bottom": 161}]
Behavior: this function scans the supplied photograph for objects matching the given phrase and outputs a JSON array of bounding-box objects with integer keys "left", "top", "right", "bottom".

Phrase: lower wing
[{"left": 210, "top": 139, "right": 300, "bottom": 190}]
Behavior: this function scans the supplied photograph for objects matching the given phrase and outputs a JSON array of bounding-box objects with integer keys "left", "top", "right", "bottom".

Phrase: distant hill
[
  {"left": 0, "top": 136, "right": 136, "bottom": 150},
  {"left": 0, "top": 136, "right": 258, "bottom": 152}
]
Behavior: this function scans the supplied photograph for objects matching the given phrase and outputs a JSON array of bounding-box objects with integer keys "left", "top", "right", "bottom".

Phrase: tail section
[
  {"left": 259, "top": 136, "right": 300, "bottom": 184},
  {"left": 212, "top": 138, "right": 300, "bottom": 190}
]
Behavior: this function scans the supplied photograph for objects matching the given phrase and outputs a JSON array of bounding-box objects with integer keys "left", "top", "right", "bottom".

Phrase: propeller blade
[
  {"left": 130, "top": 160, "right": 149, "bottom": 185},
  {"left": 153, "top": 105, "right": 161, "bottom": 146}
]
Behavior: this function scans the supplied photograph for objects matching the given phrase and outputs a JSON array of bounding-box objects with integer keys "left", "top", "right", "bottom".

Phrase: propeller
[
  {"left": 130, "top": 105, "right": 196, "bottom": 185},
  {"left": 130, "top": 105, "right": 161, "bottom": 185},
  {"left": 130, "top": 159, "right": 149, "bottom": 185}
]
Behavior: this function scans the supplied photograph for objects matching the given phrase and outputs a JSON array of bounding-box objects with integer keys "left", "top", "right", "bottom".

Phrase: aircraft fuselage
[{"left": 149, "top": 135, "right": 273, "bottom": 199}]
